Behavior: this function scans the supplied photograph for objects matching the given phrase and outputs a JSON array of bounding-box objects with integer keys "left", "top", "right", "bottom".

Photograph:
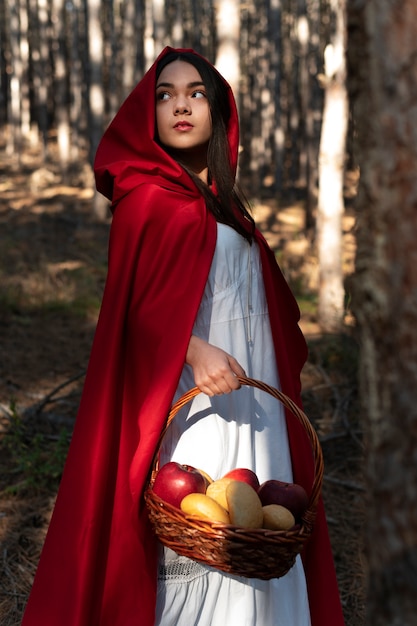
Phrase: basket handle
[{"left": 151, "top": 375, "right": 323, "bottom": 514}]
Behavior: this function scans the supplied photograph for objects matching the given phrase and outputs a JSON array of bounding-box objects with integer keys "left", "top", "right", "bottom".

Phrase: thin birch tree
[
  {"left": 6, "top": 0, "right": 23, "bottom": 159},
  {"left": 51, "top": 0, "right": 71, "bottom": 171},
  {"left": 214, "top": 0, "right": 240, "bottom": 101},
  {"left": 316, "top": 0, "right": 348, "bottom": 331},
  {"left": 86, "top": 0, "right": 106, "bottom": 217}
]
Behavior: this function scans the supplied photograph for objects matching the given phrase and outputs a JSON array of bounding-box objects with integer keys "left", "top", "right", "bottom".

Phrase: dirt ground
[{"left": 0, "top": 146, "right": 365, "bottom": 625}]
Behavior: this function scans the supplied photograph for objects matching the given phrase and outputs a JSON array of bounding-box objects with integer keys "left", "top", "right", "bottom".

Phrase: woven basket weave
[{"left": 145, "top": 376, "right": 323, "bottom": 580}]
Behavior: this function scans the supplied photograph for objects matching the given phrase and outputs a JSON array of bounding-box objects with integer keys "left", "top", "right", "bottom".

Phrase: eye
[
  {"left": 191, "top": 90, "right": 207, "bottom": 99},
  {"left": 156, "top": 91, "right": 171, "bottom": 101}
]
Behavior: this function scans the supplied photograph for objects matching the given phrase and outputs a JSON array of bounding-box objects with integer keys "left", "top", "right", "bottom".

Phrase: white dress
[{"left": 155, "top": 224, "right": 311, "bottom": 626}]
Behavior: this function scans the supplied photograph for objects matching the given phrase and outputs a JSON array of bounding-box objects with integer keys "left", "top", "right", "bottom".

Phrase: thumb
[{"left": 228, "top": 356, "right": 246, "bottom": 379}]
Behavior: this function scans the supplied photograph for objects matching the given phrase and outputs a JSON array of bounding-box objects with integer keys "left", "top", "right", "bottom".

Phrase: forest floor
[{"left": 0, "top": 145, "right": 365, "bottom": 625}]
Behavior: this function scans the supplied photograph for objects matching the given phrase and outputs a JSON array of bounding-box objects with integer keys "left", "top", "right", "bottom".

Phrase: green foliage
[{"left": 1, "top": 403, "right": 70, "bottom": 495}]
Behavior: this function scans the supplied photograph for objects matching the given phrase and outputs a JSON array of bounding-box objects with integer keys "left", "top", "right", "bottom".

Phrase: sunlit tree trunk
[
  {"left": 171, "top": 1, "right": 184, "bottom": 48},
  {"left": 144, "top": 0, "right": 155, "bottom": 69},
  {"left": 152, "top": 0, "right": 166, "bottom": 58},
  {"left": 348, "top": 0, "right": 417, "bottom": 623},
  {"left": 19, "top": 0, "right": 30, "bottom": 139},
  {"left": 86, "top": 0, "right": 106, "bottom": 218},
  {"left": 214, "top": 0, "right": 240, "bottom": 101},
  {"left": 104, "top": 0, "right": 120, "bottom": 119},
  {"left": 316, "top": 0, "right": 347, "bottom": 331},
  {"left": 6, "top": 0, "right": 22, "bottom": 159}
]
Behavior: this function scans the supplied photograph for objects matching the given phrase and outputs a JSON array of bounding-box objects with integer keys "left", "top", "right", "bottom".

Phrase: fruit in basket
[
  {"left": 222, "top": 468, "right": 260, "bottom": 491},
  {"left": 262, "top": 504, "right": 296, "bottom": 530},
  {"left": 226, "top": 481, "right": 264, "bottom": 528},
  {"left": 180, "top": 493, "right": 231, "bottom": 524},
  {"left": 257, "top": 480, "right": 308, "bottom": 519},
  {"left": 197, "top": 468, "right": 214, "bottom": 488},
  {"left": 206, "top": 477, "right": 234, "bottom": 511},
  {"left": 152, "top": 462, "right": 206, "bottom": 509}
]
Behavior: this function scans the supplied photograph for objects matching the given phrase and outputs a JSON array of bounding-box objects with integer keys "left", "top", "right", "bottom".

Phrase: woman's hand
[{"left": 186, "top": 335, "right": 246, "bottom": 396}]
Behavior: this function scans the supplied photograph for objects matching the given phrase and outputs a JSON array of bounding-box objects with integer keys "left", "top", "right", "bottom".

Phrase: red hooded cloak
[{"left": 22, "top": 47, "right": 344, "bottom": 626}]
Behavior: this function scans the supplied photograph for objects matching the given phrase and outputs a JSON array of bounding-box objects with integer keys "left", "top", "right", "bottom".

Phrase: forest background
[{"left": 1, "top": 1, "right": 417, "bottom": 625}]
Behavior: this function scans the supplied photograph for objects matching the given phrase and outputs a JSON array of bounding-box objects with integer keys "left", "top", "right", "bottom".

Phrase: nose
[{"left": 174, "top": 97, "right": 190, "bottom": 115}]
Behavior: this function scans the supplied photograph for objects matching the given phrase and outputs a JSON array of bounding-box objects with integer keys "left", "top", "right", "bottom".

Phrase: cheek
[
  {"left": 203, "top": 113, "right": 212, "bottom": 137},
  {"left": 155, "top": 108, "right": 167, "bottom": 140}
]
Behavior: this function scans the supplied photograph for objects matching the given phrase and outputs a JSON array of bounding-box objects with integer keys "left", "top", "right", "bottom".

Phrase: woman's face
[{"left": 155, "top": 60, "right": 212, "bottom": 168}]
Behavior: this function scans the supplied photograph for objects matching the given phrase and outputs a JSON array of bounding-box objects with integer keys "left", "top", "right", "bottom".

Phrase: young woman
[{"left": 21, "top": 47, "right": 345, "bottom": 626}]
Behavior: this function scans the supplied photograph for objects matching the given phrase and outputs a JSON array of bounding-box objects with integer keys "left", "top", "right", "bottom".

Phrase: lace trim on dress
[{"left": 158, "top": 556, "right": 208, "bottom": 583}]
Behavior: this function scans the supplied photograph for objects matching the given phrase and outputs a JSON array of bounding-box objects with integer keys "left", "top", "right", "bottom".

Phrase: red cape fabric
[{"left": 22, "top": 47, "right": 344, "bottom": 625}]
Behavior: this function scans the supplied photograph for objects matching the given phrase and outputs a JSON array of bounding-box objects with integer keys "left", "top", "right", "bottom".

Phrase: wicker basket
[{"left": 145, "top": 375, "right": 323, "bottom": 580}]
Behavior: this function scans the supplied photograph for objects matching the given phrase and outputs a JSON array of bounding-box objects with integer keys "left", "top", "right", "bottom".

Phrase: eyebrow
[{"left": 155, "top": 81, "right": 205, "bottom": 89}]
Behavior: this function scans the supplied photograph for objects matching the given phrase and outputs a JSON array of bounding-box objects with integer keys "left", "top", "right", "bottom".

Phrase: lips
[{"left": 174, "top": 121, "right": 193, "bottom": 131}]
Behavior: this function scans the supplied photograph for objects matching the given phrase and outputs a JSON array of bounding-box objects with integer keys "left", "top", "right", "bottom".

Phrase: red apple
[
  {"left": 152, "top": 462, "right": 207, "bottom": 509},
  {"left": 257, "top": 480, "right": 309, "bottom": 519},
  {"left": 223, "top": 468, "right": 260, "bottom": 492}
]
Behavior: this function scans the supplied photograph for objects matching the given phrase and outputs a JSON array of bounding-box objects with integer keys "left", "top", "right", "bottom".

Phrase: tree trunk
[
  {"left": 316, "top": 0, "right": 347, "bottom": 331},
  {"left": 144, "top": 0, "right": 156, "bottom": 69},
  {"left": 51, "top": 0, "right": 71, "bottom": 172},
  {"left": 348, "top": 1, "right": 417, "bottom": 623},
  {"left": 7, "top": 0, "right": 22, "bottom": 159},
  {"left": 268, "top": 0, "right": 283, "bottom": 194},
  {"left": 214, "top": 0, "right": 240, "bottom": 101},
  {"left": 304, "top": 0, "right": 322, "bottom": 231},
  {"left": 68, "top": 0, "right": 82, "bottom": 162},
  {"left": 32, "top": 0, "right": 52, "bottom": 156},
  {"left": 121, "top": 0, "right": 139, "bottom": 99},
  {"left": 19, "top": 0, "right": 30, "bottom": 139},
  {"left": 86, "top": 0, "right": 107, "bottom": 219},
  {"left": 152, "top": 0, "right": 166, "bottom": 58}
]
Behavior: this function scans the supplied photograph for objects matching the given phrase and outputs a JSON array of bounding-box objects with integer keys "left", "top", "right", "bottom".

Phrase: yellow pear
[
  {"left": 197, "top": 468, "right": 214, "bottom": 488},
  {"left": 262, "top": 504, "right": 295, "bottom": 530},
  {"left": 180, "top": 493, "right": 231, "bottom": 524},
  {"left": 206, "top": 477, "right": 234, "bottom": 511},
  {"left": 226, "top": 481, "right": 264, "bottom": 528}
]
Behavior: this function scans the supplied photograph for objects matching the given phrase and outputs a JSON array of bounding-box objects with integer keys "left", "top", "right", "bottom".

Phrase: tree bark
[
  {"left": 51, "top": 0, "right": 71, "bottom": 171},
  {"left": 152, "top": 0, "right": 166, "bottom": 58},
  {"left": 86, "top": 0, "right": 107, "bottom": 219},
  {"left": 144, "top": 0, "right": 156, "bottom": 69},
  {"left": 348, "top": 0, "right": 417, "bottom": 623},
  {"left": 214, "top": 0, "right": 240, "bottom": 101},
  {"left": 121, "top": 0, "right": 139, "bottom": 98},
  {"left": 67, "top": 0, "right": 82, "bottom": 162},
  {"left": 29, "top": 0, "right": 51, "bottom": 157},
  {"left": 317, "top": 0, "right": 348, "bottom": 331},
  {"left": 304, "top": 0, "right": 322, "bottom": 231},
  {"left": 6, "top": 0, "right": 23, "bottom": 159}
]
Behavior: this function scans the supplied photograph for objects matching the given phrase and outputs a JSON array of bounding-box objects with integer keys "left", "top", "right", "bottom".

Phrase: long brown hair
[{"left": 155, "top": 51, "right": 254, "bottom": 242}]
